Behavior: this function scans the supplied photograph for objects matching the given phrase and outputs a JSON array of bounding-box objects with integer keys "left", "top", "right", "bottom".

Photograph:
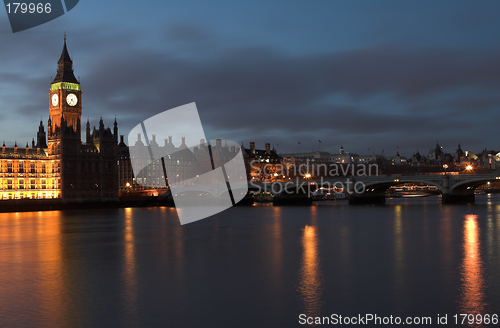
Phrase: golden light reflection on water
[
  {"left": 392, "top": 205, "right": 407, "bottom": 306},
  {"left": 37, "top": 211, "right": 64, "bottom": 326},
  {"left": 0, "top": 211, "right": 64, "bottom": 326},
  {"left": 393, "top": 205, "right": 403, "bottom": 265},
  {"left": 460, "top": 214, "right": 485, "bottom": 314},
  {"left": 299, "top": 209, "right": 323, "bottom": 317},
  {"left": 122, "top": 207, "right": 138, "bottom": 316},
  {"left": 270, "top": 206, "right": 283, "bottom": 283}
]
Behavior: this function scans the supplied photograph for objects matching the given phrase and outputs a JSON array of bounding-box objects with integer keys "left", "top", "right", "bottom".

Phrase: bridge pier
[
  {"left": 442, "top": 192, "right": 475, "bottom": 204},
  {"left": 272, "top": 183, "right": 313, "bottom": 205},
  {"left": 273, "top": 195, "right": 312, "bottom": 205}
]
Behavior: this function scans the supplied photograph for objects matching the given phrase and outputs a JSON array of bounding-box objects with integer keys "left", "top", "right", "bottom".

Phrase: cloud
[
  {"left": 165, "top": 24, "right": 209, "bottom": 42},
  {"left": 1, "top": 24, "right": 500, "bottom": 155}
]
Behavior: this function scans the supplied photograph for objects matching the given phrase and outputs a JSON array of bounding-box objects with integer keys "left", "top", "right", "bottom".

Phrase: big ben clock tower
[
  {"left": 44, "top": 34, "right": 118, "bottom": 202},
  {"left": 49, "top": 34, "right": 81, "bottom": 133}
]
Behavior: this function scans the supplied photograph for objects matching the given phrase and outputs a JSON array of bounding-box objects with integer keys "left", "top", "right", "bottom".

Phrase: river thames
[{"left": 1, "top": 195, "right": 500, "bottom": 327}]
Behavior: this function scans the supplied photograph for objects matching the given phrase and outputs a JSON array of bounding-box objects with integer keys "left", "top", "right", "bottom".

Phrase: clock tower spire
[{"left": 49, "top": 33, "right": 82, "bottom": 134}]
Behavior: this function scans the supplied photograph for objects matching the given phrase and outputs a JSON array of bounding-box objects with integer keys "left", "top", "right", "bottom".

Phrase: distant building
[
  {"left": 454, "top": 144, "right": 464, "bottom": 162},
  {"left": 329, "top": 145, "right": 359, "bottom": 164},
  {"left": 384, "top": 152, "right": 407, "bottom": 165},
  {"left": 409, "top": 150, "right": 424, "bottom": 166},
  {"left": 242, "top": 142, "right": 282, "bottom": 180},
  {"left": 427, "top": 141, "right": 445, "bottom": 163},
  {"left": 358, "top": 154, "right": 385, "bottom": 165}
]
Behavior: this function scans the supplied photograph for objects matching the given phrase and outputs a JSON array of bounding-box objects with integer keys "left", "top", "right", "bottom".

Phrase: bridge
[{"left": 251, "top": 173, "right": 500, "bottom": 205}]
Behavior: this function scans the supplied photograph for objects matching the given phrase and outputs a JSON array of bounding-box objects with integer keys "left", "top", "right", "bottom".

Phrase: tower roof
[
  {"left": 51, "top": 36, "right": 79, "bottom": 85},
  {"left": 58, "top": 39, "right": 73, "bottom": 64}
]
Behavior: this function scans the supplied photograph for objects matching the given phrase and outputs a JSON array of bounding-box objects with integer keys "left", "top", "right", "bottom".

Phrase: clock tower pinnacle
[{"left": 49, "top": 34, "right": 82, "bottom": 134}]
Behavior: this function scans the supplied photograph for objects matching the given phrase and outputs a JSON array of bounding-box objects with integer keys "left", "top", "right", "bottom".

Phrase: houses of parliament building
[{"left": 0, "top": 37, "right": 119, "bottom": 201}]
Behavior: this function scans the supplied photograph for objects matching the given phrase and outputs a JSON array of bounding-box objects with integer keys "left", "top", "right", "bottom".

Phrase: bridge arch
[
  {"left": 361, "top": 179, "right": 445, "bottom": 194},
  {"left": 172, "top": 188, "right": 217, "bottom": 199},
  {"left": 450, "top": 178, "right": 492, "bottom": 193}
]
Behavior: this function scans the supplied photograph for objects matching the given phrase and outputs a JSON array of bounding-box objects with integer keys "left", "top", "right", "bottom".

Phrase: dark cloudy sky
[{"left": 1, "top": 1, "right": 500, "bottom": 157}]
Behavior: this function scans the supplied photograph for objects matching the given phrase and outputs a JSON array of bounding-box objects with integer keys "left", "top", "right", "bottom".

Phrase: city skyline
[{"left": 1, "top": 1, "right": 500, "bottom": 157}]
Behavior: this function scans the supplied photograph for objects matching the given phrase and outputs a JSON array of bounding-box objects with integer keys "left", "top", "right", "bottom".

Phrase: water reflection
[
  {"left": 37, "top": 211, "right": 65, "bottom": 326},
  {"left": 299, "top": 210, "right": 323, "bottom": 317},
  {"left": 270, "top": 206, "right": 283, "bottom": 284},
  {"left": 0, "top": 211, "right": 64, "bottom": 326},
  {"left": 122, "top": 208, "right": 138, "bottom": 319},
  {"left": 392, "top": 205, "right": 407, "bottom": 307},
  {"left": 439, "top": 207, "right": 453, "bottom": 287},
  {"left": 393, "top": 205, "right": 404, "bottom": 267},
  {"left": 170, "top": 207, "right": 185, "bottom": 291},
  {"left": 3, "top": 202, "right": 500, "bottom": 327},
  {"left": 460, "top": 214, "right": 485, "bottom": 314}
]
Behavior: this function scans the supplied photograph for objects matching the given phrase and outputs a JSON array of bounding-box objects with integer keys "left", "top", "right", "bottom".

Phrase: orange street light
[{"left": 466, "top": 165, "right": 473, "bottom": 171}]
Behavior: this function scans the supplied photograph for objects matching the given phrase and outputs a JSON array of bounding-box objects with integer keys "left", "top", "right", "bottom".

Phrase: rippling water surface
[{"left": 1, "top": 195, "right": 500, "bottom": 327}]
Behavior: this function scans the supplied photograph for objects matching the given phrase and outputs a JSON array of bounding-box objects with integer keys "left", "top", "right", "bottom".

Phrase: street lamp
[
  {"left": 466, "top": 165, "right": 473, "bottom": 172},
  {"left": 443, "top": 164, "right": 448, "bottom": 174}
]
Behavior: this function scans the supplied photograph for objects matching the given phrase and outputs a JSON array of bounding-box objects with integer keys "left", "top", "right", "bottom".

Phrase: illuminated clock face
[
  {"left": 66, "top": 93, "right": 78, "bottom": 106},
  {"left": 51, "top": 93, "right": 58, "bottom": 106}
]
